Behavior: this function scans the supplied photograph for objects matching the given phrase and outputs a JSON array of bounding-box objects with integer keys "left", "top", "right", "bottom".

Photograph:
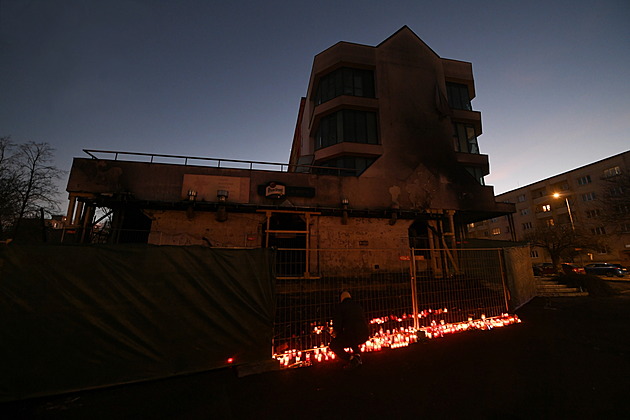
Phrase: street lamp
[{"left": 552, "top": 193, "right": 575, "bottom": 231}]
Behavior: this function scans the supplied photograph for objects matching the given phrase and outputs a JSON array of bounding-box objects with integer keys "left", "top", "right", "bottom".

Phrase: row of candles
[{"left": 273, "top": 313, "right": 521, "bottom": 368}]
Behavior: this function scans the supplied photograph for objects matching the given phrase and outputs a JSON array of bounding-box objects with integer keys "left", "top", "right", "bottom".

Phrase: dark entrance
[
  {"left": 263, "top": 212, "right": 308, "bottom": 277},
  {"left": 408, "top": 219, "right": 430, "bottom": 249},
  {"left": 112, "top": 207, "right": 152, "bottom": 244}
]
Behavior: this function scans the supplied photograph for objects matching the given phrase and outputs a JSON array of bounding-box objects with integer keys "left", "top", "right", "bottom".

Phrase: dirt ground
[{"left": 3, "top": 280, "right": 630, "bottom": 420}]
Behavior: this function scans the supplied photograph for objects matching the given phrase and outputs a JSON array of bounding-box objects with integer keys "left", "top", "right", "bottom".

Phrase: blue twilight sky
[{"left": 1, "top": 0, "right": 629, "bottom": 197}]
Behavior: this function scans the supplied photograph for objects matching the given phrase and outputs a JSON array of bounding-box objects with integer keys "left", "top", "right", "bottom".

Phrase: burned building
[{"left": 64, "top": 26, "right": 514, "bottom": 277}]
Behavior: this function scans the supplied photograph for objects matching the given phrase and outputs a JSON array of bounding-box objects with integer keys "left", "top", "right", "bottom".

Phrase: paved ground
[{"left": 3, "top": 280, "right": 630, "bottom": 419}]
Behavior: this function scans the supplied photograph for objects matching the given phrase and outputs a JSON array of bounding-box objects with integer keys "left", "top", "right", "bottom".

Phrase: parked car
[
  {"left": 584, "top": 263, "right": 626, "bottom": 277},
  {"left": 610, "top": 264, "right": 629, "bottom": 276},
  {"left": 562, "top": 263, "right": 586, "bottom": 275},
  {"left": 533, "top": 263, "right": 556, "bottom": 276}
]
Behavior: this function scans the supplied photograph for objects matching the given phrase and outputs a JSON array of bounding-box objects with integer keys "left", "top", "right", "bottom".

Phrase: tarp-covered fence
[{"left": 0, "top": 245, "right": 276, "bottom": 402}]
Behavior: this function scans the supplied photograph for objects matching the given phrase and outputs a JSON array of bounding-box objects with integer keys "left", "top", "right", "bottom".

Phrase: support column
[
  {"left": 73, "top": 201, "right": 84, "bottom": 227},
  {"left": 65, "top": 194, "right": 77, "bottom": 226},
  {"left": 80, "top": 205, "right": 95, "bottom": 243}
]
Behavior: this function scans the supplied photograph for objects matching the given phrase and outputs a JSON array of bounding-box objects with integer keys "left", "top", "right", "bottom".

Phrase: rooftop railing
[
  {"left": 83, "top": 149, "right": 294, "bottom": 171},
  {"left": 82, "top": 149, "right": 362, "bottom": 176}
]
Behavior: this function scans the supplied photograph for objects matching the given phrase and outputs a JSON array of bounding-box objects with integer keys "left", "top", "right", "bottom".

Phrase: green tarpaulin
[{"left": 0, "top": 245, "right": 275, "bottom": 402}]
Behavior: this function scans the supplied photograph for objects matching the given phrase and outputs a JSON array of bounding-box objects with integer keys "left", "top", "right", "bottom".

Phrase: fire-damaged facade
[{"left": 63, "top": 27, "right": 515, "bottom": 277}]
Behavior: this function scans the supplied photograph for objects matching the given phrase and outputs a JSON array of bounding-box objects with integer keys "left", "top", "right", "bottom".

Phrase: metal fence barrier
[{"left": 273, "top": 247, "right": 515, "bottom": 367}]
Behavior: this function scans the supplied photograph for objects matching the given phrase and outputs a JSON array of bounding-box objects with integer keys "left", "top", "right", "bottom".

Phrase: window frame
[
  {"left": 315, "top": 67, "right": 376, "bottom": 105},
  {"left": 315, "top": 110, "right": 379, "bottom": 150},
  {"left": 446, "top": 82, "right": 472, "bottom": 111},
  {"left": 452, "top": 122, "right": 479, "bottom": 154}
]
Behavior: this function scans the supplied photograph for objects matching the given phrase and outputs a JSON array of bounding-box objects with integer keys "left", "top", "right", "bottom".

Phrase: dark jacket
[{"left": 333, "top": 298, "right": 370, "bottom": 343}]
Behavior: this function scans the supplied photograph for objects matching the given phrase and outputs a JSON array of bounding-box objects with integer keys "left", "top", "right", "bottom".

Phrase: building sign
[
  {"left": 265, "top": 182, "right": 286, "bottom": 199},
  {"left": 257, "top": 182, "right": 316, "bottom": 199}
]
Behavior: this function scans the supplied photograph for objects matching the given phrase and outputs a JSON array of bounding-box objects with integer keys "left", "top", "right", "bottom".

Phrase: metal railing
[{"left": 81, "top": 149, "right": 362, "bottom": 176}]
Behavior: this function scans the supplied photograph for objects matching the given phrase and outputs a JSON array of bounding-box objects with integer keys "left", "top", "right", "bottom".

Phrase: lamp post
[{"left": 553, "top": 193, "right": 575, "bottom": 231}]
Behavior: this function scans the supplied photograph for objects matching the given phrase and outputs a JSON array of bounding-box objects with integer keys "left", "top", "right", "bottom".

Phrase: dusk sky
[{"left": 1, "top": 0, "right": 629, "bottom": 198}]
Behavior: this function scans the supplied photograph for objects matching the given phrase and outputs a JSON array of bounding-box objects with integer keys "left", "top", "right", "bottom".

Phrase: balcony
[
  {"left": 314, "top": 142, "right": 383, "bottom": 162},
  {"left": 455, "top": 152, "right": 489, "bottom": 175}
]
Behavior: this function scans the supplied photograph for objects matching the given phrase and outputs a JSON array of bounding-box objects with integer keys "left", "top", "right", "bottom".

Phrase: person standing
[{"left": 329, "top": 291, "right": 370, "bottom": 369}]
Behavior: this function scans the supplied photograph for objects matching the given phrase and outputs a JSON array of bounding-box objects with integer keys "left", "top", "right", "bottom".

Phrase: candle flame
[{"left": 274, "top": 313, "right": 521, "bottom": 368}]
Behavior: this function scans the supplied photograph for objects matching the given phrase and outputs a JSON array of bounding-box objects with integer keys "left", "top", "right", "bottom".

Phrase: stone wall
[{"left": 146, "top": 210, "right": 265, "bottom": 248}]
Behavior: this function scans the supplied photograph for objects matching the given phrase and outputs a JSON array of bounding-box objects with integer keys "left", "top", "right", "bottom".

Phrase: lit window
[
  {"left": 491, "top": 228, "right": 501, "bottom": 235},
  {"left": 603, "top": 166, "right": 621, "bottom": 178},
  {"left": 542, "top": 204, "right": 551, "bottom": 212},
  {"left": 546, "top": 219, "right": 555, "bottom": 226}
]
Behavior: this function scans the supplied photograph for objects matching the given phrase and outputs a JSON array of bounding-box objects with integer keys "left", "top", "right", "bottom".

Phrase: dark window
[
  {"left": 610, "top": 186, "right": 624, "bottom": 196},
  {"left": 591, "top": 226, "right": 606, "bottom": 235},
  {"left": 532, "top": 188, "right": 546, "bottom": 198},
  {"left": 577, "top": 175, "right": 592, "bottom": 185},
  {"left": 315, "top": 68, "right": 375, "bottom": 105},
  {"left": 446, "top": 82, "right": 472, "bottom": 110},
  {"left": 452, "top": 122, "right": 479, "bottom": 153},
  {"left": 465, "top": 166, "right": 485, "bottom": 185},
  {"left": 314, "top": 156, "right": 376, "bottom": 176},
  {"left": 615, "top": 204, "right": 630, "bottom": 214},
  {"left": 586, "top": 209, "right": 602, "bottom": 218},
  {"left": 316, "top": 110, "right": 378, "bottom": 149}
]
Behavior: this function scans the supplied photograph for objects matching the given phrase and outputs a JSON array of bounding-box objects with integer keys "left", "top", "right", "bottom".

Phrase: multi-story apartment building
[
  {"left": 467, "top": 151, "right": 630, "bottom": 265},
  {"left": 63, "top": 26, "right": 513, "bottom": 275}
]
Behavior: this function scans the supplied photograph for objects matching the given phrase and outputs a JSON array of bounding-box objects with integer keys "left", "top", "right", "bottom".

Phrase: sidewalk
[{"left": 4, "top": 282, "right": 630, "bottom": 419}]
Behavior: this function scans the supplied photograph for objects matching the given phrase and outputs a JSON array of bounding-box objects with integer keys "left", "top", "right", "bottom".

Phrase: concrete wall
[{"left": 503, "top": 245, "right": 538, "bottom": 311}]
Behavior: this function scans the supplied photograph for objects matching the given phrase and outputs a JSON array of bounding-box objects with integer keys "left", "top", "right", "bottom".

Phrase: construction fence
[{"left": 272, "top": 247, "right": 516, "bottom": 365}]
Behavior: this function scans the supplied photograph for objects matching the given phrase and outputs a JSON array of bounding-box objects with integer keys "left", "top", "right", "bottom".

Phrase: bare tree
[
  {"left": 523, "top": 224, "right": 599, "bottom": 272},
  {"left": 0, "top": 138, "right": 65, "bottom": 236},
  {"left": 0, "top": 137, "right": 20, "bottom": 234}
]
